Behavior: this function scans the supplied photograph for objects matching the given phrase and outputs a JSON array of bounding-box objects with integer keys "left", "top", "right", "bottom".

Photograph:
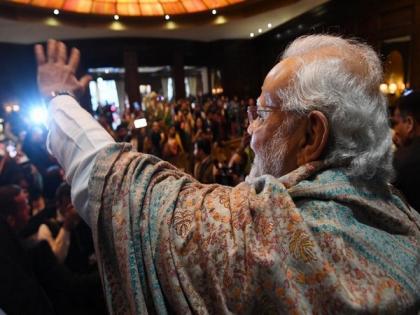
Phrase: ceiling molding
[
  {"left": 0, "top": 0, "right": 328, "bottom": 44},
  {"left": 5, "top": 0, "right": 247, "bottom": 17}
]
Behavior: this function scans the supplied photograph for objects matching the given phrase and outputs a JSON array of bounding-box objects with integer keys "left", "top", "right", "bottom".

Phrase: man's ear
[
  {"left": 297, "top": 110, "right": 329, "bottom": 165},
  {"left": 405, "top": 116, "right": 415, "bottom": 135}
]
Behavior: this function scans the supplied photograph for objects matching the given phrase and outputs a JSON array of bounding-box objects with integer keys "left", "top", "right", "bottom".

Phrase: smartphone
[{"left": 134, "top": 118, "right": 147, "bottom": 129}]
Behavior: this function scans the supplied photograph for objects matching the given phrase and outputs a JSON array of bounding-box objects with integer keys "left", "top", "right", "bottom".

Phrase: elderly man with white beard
[{"left": 35, "top": 35, "right": 419, "bottom": 314}]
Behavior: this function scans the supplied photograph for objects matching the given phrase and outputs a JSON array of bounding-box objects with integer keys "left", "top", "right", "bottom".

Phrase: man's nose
[
  {"left": 247, "top": 124, "right": 253, "bottom": 135},
  {"left": 247, "top": 120, "right": 258, "bottom": 135},
  {"left": 392, "top": 133, "right": 400, "bottom": 148}
]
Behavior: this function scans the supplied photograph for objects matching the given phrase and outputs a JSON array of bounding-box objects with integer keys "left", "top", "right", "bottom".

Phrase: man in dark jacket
[
  {"left": 0, "top": 185, "right": 105, "bottom": 315},
  {"left": 0, "top": 185, "right": 55, "bottom": 314},
  {"left": 193, "top": 138, "right": 216, "bottom": 184},
  {"left": 392, "top": 91, "right": 420, "bottom": 212}
]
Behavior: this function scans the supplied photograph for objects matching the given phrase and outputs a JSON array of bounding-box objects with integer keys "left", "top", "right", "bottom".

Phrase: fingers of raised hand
[
  {"left": 79, "top": 74, "right": 93, "bottom": 91},
  {"left": 68, "top": 47, "right": 80, "bottom": 73},
  {"left": 47, "top": 39, "right": 58, "bottom": 63},
  {"left": 57, "top": 41, "right": 67, "bottom": 65},
  {"left": 38, "top": 39, "right": 72, "bottom": 67},
  {"left": 34, "top": 44, "right": 46, "bottom": 65}
]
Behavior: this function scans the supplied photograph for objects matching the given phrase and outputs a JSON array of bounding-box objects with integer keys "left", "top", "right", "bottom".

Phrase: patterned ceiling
[{"left": 7, "top": 0, "right": 245, "bottom": 16}]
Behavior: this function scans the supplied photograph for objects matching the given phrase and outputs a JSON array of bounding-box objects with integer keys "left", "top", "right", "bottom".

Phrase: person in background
[
  {"left": 35, "top": 36, "right": 419, "bottom": 314},
  {"left": 0, "top": 185, "right": 55, "bottom": 315},
  {"left": 392, "top": 90, "right": 420, "bottom": 212},
  {"left": 115, "top": 122, "right": 131, "bottom": 143},
  {"left": 149, "top": 120, "right": 165, "bottom": 158},
  {"left": 192, "top": 116, "right": 212, "bottom": 143},
  {"left": 193, "top": 138, "right": 217, "bottom": 184},
  {"left": 43, "top": 164, "right": 65, "bottom": 203},
  {"left": 163, "top": 125, "right": 185, "bottom": 170},
  {"left": 0, "top": 185, "right": 105, "bottom": 315},
  {"left": 228, "top": 133, "right": 252, "bottom": 185},
  {"left": 56, "top": 183, "right": 96, "bottom": 274}
]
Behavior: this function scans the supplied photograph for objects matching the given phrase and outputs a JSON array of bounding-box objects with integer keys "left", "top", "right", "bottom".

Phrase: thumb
[{"left": 79, "top": 74, "right": 92, "bottom": 91}]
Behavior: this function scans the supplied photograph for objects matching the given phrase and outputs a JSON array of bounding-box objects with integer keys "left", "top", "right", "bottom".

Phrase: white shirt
[{"left": 47, "top": 95, "right": 115, "bottom": 225}]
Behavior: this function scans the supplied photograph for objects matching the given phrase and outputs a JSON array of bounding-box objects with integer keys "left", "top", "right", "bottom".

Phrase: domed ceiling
[{"left": 6, "top": 0, "right": 245, "bottom": 16}]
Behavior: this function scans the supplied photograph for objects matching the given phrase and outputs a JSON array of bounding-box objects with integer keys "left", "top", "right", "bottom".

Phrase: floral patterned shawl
[{"left": 87, "top": 143, "right": 420, "bottom": 314}]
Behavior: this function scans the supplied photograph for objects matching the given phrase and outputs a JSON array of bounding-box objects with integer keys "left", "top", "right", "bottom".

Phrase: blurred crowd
[
  {"left": 1, "top": 89, "right": 420, "bottom": 314},
  {"left": 96, "top": 93, "right": 255, "bottom": 185},
  {"left": 0, "top": 93, "right": 255, "bottom": 314}
]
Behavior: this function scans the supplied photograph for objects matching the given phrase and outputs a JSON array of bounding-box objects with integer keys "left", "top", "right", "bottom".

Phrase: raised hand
[
  {"left": 62, "top": 204, "right": 80, "bottom": 231},
  {"left": 34, "top": 39, "right": 91, "bottom": 99}
]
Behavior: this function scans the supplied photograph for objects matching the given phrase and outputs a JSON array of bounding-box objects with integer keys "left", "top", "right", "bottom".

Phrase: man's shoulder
[{"left": 288, "top": 167, "right": 355, "bottom": 199}]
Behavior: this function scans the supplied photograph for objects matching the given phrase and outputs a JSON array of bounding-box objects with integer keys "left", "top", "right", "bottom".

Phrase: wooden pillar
[
  {"left": 124, "top": 50, "right": 141, "bottom": 109},
  {"left": 173, "top": 50, "right": 186, "bottom": 100}
]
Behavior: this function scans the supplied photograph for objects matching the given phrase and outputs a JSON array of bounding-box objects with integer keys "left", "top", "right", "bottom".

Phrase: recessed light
[
  {"left": 258, "top": 28, "right": 262, "bottom": 33},
  {"left": 53, "top": 9, "right": 59, "bottom": 15},
  {"left": 267, "top": 23, "right": 272, "bottom": 28},
  {"left": 250, "top": 32, "right": 255, "bottom": 38},
  {"left": 114, "top": 15, "right": 119, "bottom": 21},
  {"left": 165, "top": 15, "right": 170, "bottom": 20},
  {"left": 212, "top": 9, "right": 217, "bottom": 15}
]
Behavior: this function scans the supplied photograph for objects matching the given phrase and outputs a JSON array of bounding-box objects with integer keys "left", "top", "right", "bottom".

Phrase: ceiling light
[
  {"left": 165, "top": 15, "right": 170, "bottom": 20},
  {"left": 110, "top": 21, "right": 126, "bottom": 31},
  {"left": 250, "top": 32, "right": 254, "bottom": 38},
  {"left": 214, "top": 16, "right": 227, "bottom": 25},
  {"left": 114, "top": 15, "right": 119, "bottom": 21},
  {"left": 53, "top": 9, "right": 59, "bottom": 15},
  {"left": 212, "top": 9, "right": 217, "bottom": 15},
  {"left": 258, "top": 28, "right": 262, "bottom": 33},
  {"left": 267, "top": 23, "right": 272, "bottom": 28},
  {"left": 166, "top": 21, "right": 177, "bottom": 29},
  {"left": 45, "top": 17, "right": 60, "bottom": 26}
]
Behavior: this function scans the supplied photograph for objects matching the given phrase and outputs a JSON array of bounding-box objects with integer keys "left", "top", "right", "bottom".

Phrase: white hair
[{"left": 279, "top": 34, "right": 394, "bottom": 183}]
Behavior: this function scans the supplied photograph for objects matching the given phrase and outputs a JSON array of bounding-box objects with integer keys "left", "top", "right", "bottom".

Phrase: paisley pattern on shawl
[{"left": 88, "top": 143, "right": 420, "bottom": 314}]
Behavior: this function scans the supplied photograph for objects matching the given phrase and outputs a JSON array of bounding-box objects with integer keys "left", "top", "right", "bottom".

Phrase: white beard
[{"left": 249, "top": 128, "right": 288, "bottom": 179}]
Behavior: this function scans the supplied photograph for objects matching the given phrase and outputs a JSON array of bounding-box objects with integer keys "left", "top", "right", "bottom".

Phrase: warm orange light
[
  {"left": 388, "top": 83, "right": 397, "bottom": 95},
  {"left": 379, "top": 83, "right": 388, "bottom": 94},
  {"left": 6, "top": 0, "right": 245, "bottom": 16}
]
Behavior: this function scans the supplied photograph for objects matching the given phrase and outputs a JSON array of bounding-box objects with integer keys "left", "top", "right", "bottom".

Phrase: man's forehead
[
  {"left": 262, "top": 58, "right": 299, "bottom": 92},
  {"left": 259, "top": 57, "right": 299, "bottom": 107}
]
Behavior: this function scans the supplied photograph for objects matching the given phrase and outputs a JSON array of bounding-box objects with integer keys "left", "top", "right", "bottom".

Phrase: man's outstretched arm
[{"left": 35, "top": 39, "right": 114, "bottom": 224}]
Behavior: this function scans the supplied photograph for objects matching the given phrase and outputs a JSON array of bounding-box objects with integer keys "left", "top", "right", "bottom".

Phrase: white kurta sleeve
[{"left": 46, "top": 95, "right": 115, "bottom": 225}]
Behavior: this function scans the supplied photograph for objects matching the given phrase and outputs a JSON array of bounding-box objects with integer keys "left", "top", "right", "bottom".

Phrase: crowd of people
[
  {"left": 96, "top": 93, "right": 255, "bottom": 185},
  {"left": 0, "top": 92, "right": 255, "bottom": 314},
  {"left": 0, "top": 34, "right": 419, "bottom": 314}
]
